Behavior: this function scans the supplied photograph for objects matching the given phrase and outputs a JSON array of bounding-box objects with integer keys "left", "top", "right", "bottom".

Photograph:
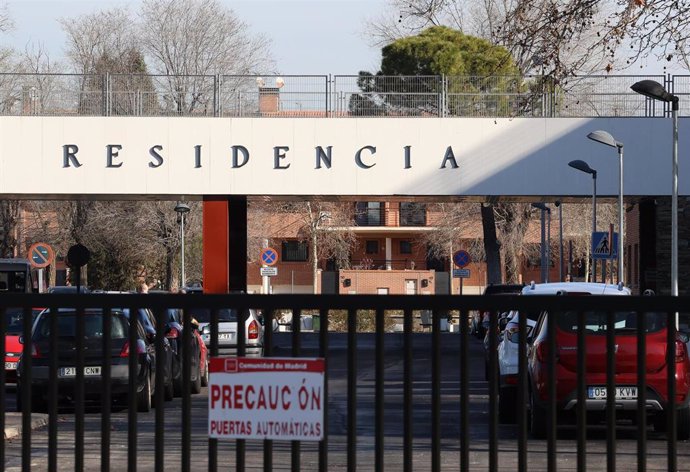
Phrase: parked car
[
  {"left": 122, "top": 308, "right": 174, "bottom": 402},
  {"left": 192, "top": 308, "right": 264, "bottom": 357},
  {"left": 525, "top": 282, "right": 690, "bottom": 440},
  {"left": 165, "top": 308, "right": 206, "bottom": 395},
  {"left": 473, "top": 284, "right": 524, "bottom": 339},
  {"left": 483, "top": 311, "right": 511, "bottom": 381},
  {"left": 496, "top": 308, "right": 541, "bottom": 422},
  {"left": 47, "top": 285, "right": 90, "bottom": 294},
  {"left": 17, "top": 308, "right": 156, "bottom": 412},
  {"left": 5, "top": 307, "right": 44, "bottom": 384}
]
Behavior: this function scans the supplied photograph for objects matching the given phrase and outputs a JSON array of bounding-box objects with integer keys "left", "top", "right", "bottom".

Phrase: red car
[
  {"left": 528, "top": 303, "right": 690, "bottom": 439},
  {"left": 5, "top": 308, "right": 44, "bottom": 384}
]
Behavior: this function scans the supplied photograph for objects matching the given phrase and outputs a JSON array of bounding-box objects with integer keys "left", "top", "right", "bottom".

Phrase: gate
[{"left": 1, "top": 292, "right": 688, "bottom": 471}]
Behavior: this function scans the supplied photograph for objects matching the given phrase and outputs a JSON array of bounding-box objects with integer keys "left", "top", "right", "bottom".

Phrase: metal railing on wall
[{"left": 0, "top": 73, "right": 682, "bottom": 118}]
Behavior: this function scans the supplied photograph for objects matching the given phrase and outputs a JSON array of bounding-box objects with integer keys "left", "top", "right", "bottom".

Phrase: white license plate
[
  {"left": 59, "top": 367, "right": 102, "bottom": 377},
  {"left": 588, "top": 386, "right": 638, "bottom": 400},
  {"left": 218, "top": 333, "right": 233, "bottom": 340},
  {"left": 4, "top": 362, "right": 17, "bottom": 370}
]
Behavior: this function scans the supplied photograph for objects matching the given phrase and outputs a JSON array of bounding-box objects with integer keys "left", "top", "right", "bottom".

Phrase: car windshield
[
  {"left": 187, "top": 308, "right": 237, "bottom": 323},
  {"left": 554, "top": 311, "right": 667, "bottom": 334},
  {"left": 5, "top": 308, "right": 41, "bottom": 335},
  {"left": 34, "top": 312, "right": 128, "bottom": 339}
]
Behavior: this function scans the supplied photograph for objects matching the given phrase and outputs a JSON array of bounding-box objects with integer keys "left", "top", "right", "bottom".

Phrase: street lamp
[
  {"left": 631, "top": 80, "right": 680, "bottom": 296},
  {"left": 568, "top": 159, "right": 598, "bottom": 282},
  {"left": 587, "top": 130, "right": 624, "bottom": 285},
  {"left": 174, "top": 202, "right": 190, "bottom": 289},
  {"left": 532, "top": 203, "right": 551, "bottom": 283}
]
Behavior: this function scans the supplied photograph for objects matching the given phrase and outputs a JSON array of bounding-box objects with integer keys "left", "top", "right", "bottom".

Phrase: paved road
[{"left": 4, "top": 335, "right": 689, "bottom": 471}]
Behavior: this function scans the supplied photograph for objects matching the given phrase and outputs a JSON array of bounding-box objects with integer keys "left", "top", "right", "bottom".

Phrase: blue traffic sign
[
  {"left": 453, "top": 250, "right": 471, "bottom": 268},
  {"left": 260, "top": 247, "right": 279, "bottom": 266},
  {"left": 29, "top": 242, "right": 54, "bottom": 268},
  {"left": 453, "top": 269, "right": 471, "bottom": 278},
  {"left": 591, "top": 232, "right": 618, "bottom": 259}
]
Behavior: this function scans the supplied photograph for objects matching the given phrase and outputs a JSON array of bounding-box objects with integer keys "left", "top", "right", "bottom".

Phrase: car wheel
[
  {"left": 173, "top": 371, "right": 183, "bottom": 397},
  {"left": 678, "top": 406, "right": 690, "bottom": 440},
  {"left": 164, "top": 374, "right": 174, "bottom": 401},
  {"left": 137, "top": 374, "right": 152, "bottom": 412},
  {"left": 201, "top": 357, "right": 209, "bottom": 387},
  {"left": 529, "top": 390, "right": 547, "bottom": 439},
  {"left": 499, "top": 386, "right": 516, "bottom": 424},
  {"left": 15, "top": 384, "right": 22, "bottom": 412},
  {"left": 653, "top": 412, "right": 667, "bottom": 433},
  {"left": 191, "top": 359, "right": 202, "bottom": 394}
]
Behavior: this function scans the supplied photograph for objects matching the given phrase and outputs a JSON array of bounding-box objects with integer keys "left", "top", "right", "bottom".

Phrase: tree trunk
[
  {"left": 481, "top": 204, "right": 502, "bottom": 285},
  {"left": 312, "top": 233, "right": 319, "bottom": 294}
]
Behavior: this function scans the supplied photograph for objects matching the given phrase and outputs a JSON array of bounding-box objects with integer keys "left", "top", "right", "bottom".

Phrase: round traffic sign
[
  {"left": 453, "top": 250, "right": 471, "bottom": 268},
  {"left": 28, "top": 242, "right": 54, "bottom": 268},
  {"left": 260, "top": 247, "right": 279, "bottom": 266},
  {"left": 67, "top": 243, "right": 91, "bottom": 268}
]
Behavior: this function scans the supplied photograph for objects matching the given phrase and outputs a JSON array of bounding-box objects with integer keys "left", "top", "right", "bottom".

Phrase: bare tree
[
  {"left": 252, "top": 199, "right": 356, "bottom": 294},
  {"left": 60, "top": 7, "right": 137, "bottom": 75},
  {"left": 139, "top": 0, "right": 274, "bottom": 114}
]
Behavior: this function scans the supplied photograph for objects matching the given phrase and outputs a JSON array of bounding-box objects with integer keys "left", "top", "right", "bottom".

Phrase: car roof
[{"left": 522, "top": 281, "right": 631, "bottom": 296}]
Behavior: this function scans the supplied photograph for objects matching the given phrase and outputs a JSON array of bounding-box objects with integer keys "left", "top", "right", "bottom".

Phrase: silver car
[{"left": 189, "top": 308, "right": 263, "bottom": 357}]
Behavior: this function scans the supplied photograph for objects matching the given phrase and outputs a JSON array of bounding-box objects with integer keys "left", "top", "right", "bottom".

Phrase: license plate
[
  {"left": 588, "top": 386, "right": 638, "bottom": 400},
  {"left": 4, "top": 362, "right": 17, "bottom": 370},
  {"left": 59, "top": 367, "right": 102, "bottom": 377},
  {"left": 218, "top": 333, "right": 233, "bottom": 340}
]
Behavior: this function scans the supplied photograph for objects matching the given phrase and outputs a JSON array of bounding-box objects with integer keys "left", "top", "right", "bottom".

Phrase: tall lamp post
[
  {"left": 631, "top": 80, "right": 680, "bottom": 296},
  {"left": 587, "top": 130, "right": 624, "bottom": 285},
  {"left": 568, "top": 159, "right": 598, "bottom": 282},
  {"left": 532, "top": 203, "right": 551, "bottom": 283},
  {"left": 174, "top": 202, "right": 190, "bottom": 289}
]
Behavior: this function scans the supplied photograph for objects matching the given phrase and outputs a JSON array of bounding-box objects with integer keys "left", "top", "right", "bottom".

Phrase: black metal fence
[{"left": 1, "top": 293, "right": 689, "bottom": 471}]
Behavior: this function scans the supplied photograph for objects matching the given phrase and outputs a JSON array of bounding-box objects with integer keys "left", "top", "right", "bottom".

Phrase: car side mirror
[{"left": 18, "top": 335, "right": 24, "bottom": 344}]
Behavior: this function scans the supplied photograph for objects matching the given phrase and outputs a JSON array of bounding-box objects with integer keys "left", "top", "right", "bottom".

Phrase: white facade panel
[{"left": 0, "top": 116, "right": 686, "bottom": 197}]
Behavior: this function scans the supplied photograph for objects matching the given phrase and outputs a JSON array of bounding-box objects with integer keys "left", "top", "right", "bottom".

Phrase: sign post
[
  {"left": 209, "top": 357, "right": 325, "bottom": 441},
  {"left": 259, "top": 247, "right": 278, "bottom": 294},
  {"left": 453, "top": 250, "right": 471, "bottom": 296}
]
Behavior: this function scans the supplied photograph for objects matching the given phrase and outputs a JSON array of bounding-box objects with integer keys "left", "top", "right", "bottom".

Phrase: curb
[{"left": 4, "top": 413, "right": 49, "bottom": 441}]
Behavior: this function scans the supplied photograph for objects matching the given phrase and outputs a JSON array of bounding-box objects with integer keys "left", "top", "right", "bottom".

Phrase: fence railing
[
  {"left": 1, "top": 292, "right": 689, "bottom": 471},
  {"left": 0, "top": 73, "right": 683, "bottom": 118}
]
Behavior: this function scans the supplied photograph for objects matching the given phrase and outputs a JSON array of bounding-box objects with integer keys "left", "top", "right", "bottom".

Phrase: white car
[
  {"left": 190, "top": 307, "right": 264, "bottom": 357},
  {"left": 496, "top": 281, "right": 631, "bottom": 423}
]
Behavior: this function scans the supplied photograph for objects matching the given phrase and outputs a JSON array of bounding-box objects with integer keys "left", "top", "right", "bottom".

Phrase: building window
[
  {"left": 400, "top": 240, "right": 412, "bottom": 254},
  {"left": 366, "top": 240, "right": 379, "bottom": 254},
  {"left": 355, "top": 202, "right": 384, "bottom": 226},
  {"left": 282, "top": 240, "right": 308, "bottom": 262},
  {"left": 400, "top": 202, "right": 426, "bottom": 226}
]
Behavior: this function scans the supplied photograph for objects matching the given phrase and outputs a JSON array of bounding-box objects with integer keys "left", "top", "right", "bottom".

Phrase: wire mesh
[
  {"left": 0, "top": 73, "right": 104, "bottom": 116},
  {"left": 219, "top": 75, "right": 328, "bottom": 117},
  {"left": 109, "top": 74, "right": 216, "bottom": 117},
  {"left": 332, "top": 75, "right": 442, "bottom": 117},
  {"left": 671, "top": 75, "right": 690, "bottom": 116},
  {"left": 554, "top": 75, "right": 666, "bottom": 117},
  {"left": 0, "top": 72, "right": 685, "bottom": 117}
]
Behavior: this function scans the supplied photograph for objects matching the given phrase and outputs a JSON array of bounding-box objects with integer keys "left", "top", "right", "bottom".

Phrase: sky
[
  {"left": 2, "top": 0, "right": 681, "bottom": 76},
  {"left": 3, "top": 0, "right": 388, "bottom": 75}
]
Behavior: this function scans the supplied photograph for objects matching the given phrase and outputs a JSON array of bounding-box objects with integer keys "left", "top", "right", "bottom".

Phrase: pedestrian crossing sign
[{"left": 591, "top": 231, "right": 618, "bottom": 259}]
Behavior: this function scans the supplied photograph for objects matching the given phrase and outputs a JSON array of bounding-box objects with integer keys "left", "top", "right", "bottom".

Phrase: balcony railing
[{"left": 0, "top": 73, "right": 683, "bottom": 118}]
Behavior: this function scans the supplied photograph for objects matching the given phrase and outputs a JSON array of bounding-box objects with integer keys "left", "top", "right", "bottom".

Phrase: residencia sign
[
  {"left": 61, "top": 143, "right": 462, "bottom": 170},
  {"left": 0, "top": 116, "right": 683, "bottom": 197}
]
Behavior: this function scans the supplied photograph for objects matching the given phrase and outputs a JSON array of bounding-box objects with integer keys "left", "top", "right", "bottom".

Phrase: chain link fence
[{"left": 0, "top": 73, "right": 683, "bottom": 118}]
